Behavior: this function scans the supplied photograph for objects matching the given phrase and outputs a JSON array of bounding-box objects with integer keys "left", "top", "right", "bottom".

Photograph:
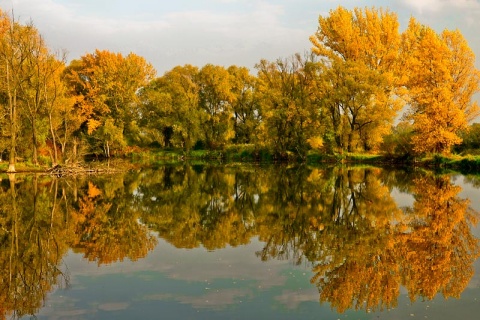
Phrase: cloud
[
  {"left": 0, "top": 0, "right": 312, "bottom": 73},
  {"left": 402, "top": 0, "right": 480, "bottom": 13}
]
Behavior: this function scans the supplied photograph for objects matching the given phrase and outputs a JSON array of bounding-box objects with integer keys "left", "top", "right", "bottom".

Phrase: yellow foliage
[
  {"left": 401, "top": 18, "right": 480, "bottom": 154},
  {"left": 307, "top": 136, "right": 324, "bottom": 150},
  {"left": 87, "top": 181, "right": 102, "bottom": 198},
  {"left": 86, "top": 118, "right": 101, "bottom": 135}
]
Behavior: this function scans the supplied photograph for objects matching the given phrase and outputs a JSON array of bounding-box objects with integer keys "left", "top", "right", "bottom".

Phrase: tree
[
  {"left": 63, "top": 58, "right": 110, "bottom": 158},
  {"left": 401, "top": 19, "right": 480, "bottom": 154},
  {"left": 0, "top": 13, "right": 42, "bottom": 172},
  {"left": 227, "top": 65, "right": 261, "bottom": 144},
  {"left": 255, "top": 53, "right": 323, "bottom": 158},
  {"left": 18, "top": 32, "right": 66, "bottom": 166},
  {"left": 64, "top": 50, "right": 156, "bottom": 157},
  {"left": 43, "top": 53, "right": 70, "bottom": 166},
  {"left": 456, "top": 123, "right": 480, "bottom": 154},
  {"left": 197, "top": 64, "right": 235, "bottom": 149},
  {"left": 310, "top": 6, "right": 402, "bottom": 152},
  {"left": 139, "top": 64, "right": 202, "bottom": 150}
]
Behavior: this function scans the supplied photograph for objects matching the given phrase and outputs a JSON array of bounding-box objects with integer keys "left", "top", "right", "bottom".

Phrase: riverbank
[
  {"left": 127, "top": 147, "right": 480, "bottom": 173},
  {"left": 0, "top": 159, "right": 134, "bottom": 175},
  {"left": 2, "top": 148, "right": 480, "bottom": 174}
]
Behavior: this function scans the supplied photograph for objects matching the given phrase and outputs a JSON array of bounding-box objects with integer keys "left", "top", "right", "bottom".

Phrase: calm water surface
[{"left": 1, "top": 164, "right": 480, "bottom": 319}]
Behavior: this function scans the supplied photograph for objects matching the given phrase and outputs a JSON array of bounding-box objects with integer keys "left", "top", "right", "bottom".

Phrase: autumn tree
[
  {"left": 63, "top": 58, "right": 110, "bottom": 158},
  {"left": 401, "top": 19, "right": 480, "bottom": 154},
  {"left": 64, "top": 49, "right": 156, "bottom": 157},
  {"left": 42, "top": 53, "right": 71, "bottom": 166},
  {"left": 18, "top": 32, "right": 68, "bottom": 167},
  {"left": 197, "top": 64, "right": 235, "bottom": 149},
  {"left": 227, "top": 65, "right": 261, "bottom": 144},
  {"left": 310, "top": 6, "right": 402, "bottom": 152},
  {"left": 255, "top": 53, "right": 323, "bottom": 158},
  {"left": 139, "top": 64, "right": 202, "bottom": 150},
  {"left": 0, "top": 13, "right": 43, "bottom": 171}
]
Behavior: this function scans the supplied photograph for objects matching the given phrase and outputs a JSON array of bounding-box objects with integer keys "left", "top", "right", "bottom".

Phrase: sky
[{"left": 0, "top": 0, "right": 480, "bottom": 75}]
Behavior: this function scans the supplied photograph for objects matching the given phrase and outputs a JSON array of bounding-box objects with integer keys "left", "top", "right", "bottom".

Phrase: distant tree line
[{"left": 1, "top": 6, "right": 479, "bottom": 171}]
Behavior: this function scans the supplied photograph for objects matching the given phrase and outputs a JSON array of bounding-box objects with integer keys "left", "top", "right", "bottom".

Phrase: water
[{"left": 1, "top": 164, "right": 479, "bottom": 319}]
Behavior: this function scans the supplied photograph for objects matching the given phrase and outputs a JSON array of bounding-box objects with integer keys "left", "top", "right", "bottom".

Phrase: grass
[
  {"left": 6, "top": 146, "right": 480, "bottom": 174},
  {"left": 420, "top": 154, "right": 480, "bottom": 173},
  {"left": 0, "top": 161, "right": 49, "bottom": 173}
]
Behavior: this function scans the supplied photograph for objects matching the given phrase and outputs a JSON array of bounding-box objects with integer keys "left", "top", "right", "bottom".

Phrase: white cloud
[
  {"left": 402, "top": 0, "right": 480, "bottom": 13},
  {"left": 0, "top": 0, "right": 312, "bottom": 73}
]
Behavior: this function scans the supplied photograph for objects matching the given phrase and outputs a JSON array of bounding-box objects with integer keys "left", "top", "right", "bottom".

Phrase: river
[{"left": 1, "top": 164, "right": 479, "bottom": 319}]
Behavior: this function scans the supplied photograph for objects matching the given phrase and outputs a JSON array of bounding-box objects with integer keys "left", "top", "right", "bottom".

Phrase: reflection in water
[
  {"left": 399, "top": 175, "right": 479, "bottom": 301},
  {"left": 0, "top": 173, "right": 157, "bottom": 319},
  {"left": 0, "top": 175, "right": 69, "bottom": 319},
  {"left": 0, "top": 165, "right": 478, "bottom": 318},
  {"left": 310, "top": 172, "right": 480, "bottom": 312}
]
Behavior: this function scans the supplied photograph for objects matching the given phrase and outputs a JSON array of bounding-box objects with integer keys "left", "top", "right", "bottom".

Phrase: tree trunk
[
  {"left": 49, "top": 113, "right": 58, "bottom": 167},
  {"left": 347, "top": 132, "right": 354, "bottom": 153},
  {"left": 32, "top": 121, "right": 38, "bottom": 166},
  {"left": 73, "top": 137, "right": 78, "bottom": 160},
  {"left": 7, "top": 89, "right": 17, "bottom": 173}
]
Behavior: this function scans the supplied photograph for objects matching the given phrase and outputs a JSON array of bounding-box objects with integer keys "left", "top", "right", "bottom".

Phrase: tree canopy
[{"left": 1, "top": 6, "right": 479, "bottom": 169}]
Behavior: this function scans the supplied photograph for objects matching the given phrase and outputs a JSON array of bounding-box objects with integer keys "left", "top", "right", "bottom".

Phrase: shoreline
[{"left": 2, "top": 150, "right": 480, "bottom": 175}]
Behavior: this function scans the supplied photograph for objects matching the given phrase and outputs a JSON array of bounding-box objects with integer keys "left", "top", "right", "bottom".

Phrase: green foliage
[
  {"left": 255, "top": 53, "right": 323, "bottom": 158},
  {"left": 380, "top": 122, "right": 415, "bottom": 157},
  {"left": 197, "top": 64, "right": 235, "bottom": 149},
  {"left": 455, "top": 123, "right": 480, "bottom": 154}
]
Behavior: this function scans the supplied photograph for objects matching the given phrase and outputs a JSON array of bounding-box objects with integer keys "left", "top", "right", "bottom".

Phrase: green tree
[
  {"left": 139, "top": 64, "right": 201, "bottom": 150},
  {"left": 255, "top": 53, "right": 323, "bottom": 158},
  {"left": 197, "top": 64, "right": 234, "bottom": 149},
  {"left": 456, "top": 123, "right": 480, "bottom": 154},
  {"left": 227, "top": 65, "right": 261, "bottom": 144}
]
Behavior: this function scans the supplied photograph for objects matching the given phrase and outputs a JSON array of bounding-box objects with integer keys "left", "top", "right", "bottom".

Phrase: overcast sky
[{"left": 1, "top": 0, "right": 479, "bottom": 75}]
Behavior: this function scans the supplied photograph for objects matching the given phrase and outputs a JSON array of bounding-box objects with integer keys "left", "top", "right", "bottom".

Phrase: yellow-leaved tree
[
  {"left": 64, "top": 49, "right": 156, "bottom": 158},
  {"left": 310, "top": 6, "right": 402, "bottom": 152},
  {"left": 401, "top": 19, "right": 480, "bottom": 154}
]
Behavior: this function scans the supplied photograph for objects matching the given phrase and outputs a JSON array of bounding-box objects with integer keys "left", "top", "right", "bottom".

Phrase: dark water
[{"left": 1, "top": 164, "right": 480, "bottom": 319}]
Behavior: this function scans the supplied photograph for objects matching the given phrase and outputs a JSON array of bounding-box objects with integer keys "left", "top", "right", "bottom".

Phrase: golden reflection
[
  {"left": 0, "top": 173, "right": 157, "bottom": 319},
  {"left": 0, "top": 166, "right": 478, "bottom": 318},
  {"left": 133, "top": 165, "right": 479, "bottom": 313},
  {"left": 309, "top": 172, "right": 480, "bottom": 312},
  {"left": 0, "top": 175, "right": 69, "bottom": 320},
  {"left": 68, "top": 178, "right": 157, "bottom": 265},
  {"left": 397, "top": 175, "right": 480, "bottom": 301}
]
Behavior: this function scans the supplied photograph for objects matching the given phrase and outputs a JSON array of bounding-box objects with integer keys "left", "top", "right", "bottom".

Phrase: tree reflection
[
  {"left": 133, "top": 165, "right": 479, "bottom": 314},
  {"left": 67, "top": 176, "right": 157, "bottom": 265},
  {"left": 0, "top": 165, "right": 478, "bottom": 318},
  {"left": 138, "top": 165, "right": 257, "bottom": 250},
  {"left": 0, "top": 172, "right": 157, "bottom": 319},
  {"left": 0, "top": 175, "right": 69, "bottom": 319},
  {"left": 398, "top": 174, "right": 480, "bottom": 301},
  {"left": 308, "top": 171, "right": 480, "bottom": 312},
  {"left": 307, "top": 167, "right": 404, "bottom": 312}
]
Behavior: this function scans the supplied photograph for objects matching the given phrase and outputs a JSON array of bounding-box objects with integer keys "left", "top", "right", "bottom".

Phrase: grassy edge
[{"left": 4, "top": 148, "right": 480, "bottom": 174}]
